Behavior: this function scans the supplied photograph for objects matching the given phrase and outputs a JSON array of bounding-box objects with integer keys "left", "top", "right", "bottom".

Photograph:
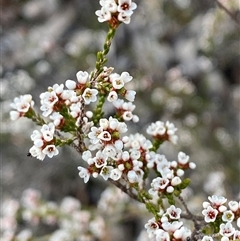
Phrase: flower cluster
[
  {"left": 95, "top": 0, "right": 137, "bottom": 26},
  {"left": 147, "top": 152, "right": 195, "bottom": 200},
  {"left": 29, "top": 122, "right": 59, "bottom": 160},
  {"left": 10, "top": 94, "right": 34, "bottom": 121},
  {"left": 145, "top": 205, "right": 191, "bottom": 241},
  {"left": 10, "top": 67, "right": 138, "bottom": 161},
  {"left": 202, "top": 195, "right": 240, "bottom": 240},
  {"left": 146, "top": 120, "right": 178, "bottom": 144}
]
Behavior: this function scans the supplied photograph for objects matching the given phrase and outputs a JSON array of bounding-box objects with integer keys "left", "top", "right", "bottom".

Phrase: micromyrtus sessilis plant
[{"left": 8, "top": 1, "right": 240, "bottom": 241}]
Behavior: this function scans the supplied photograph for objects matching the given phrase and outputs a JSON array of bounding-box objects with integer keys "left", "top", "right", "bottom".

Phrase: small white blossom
[
  {"left": 201, "top": 236, "right": 213, "bottom": 241},
  {"left": 29, "top": 146, "right": 45, "bottom": 161},
  {"left": 93, "top": 151, "right": 108, "bottom": 168},
  {"left": 228, "top": 201, "right": 239, "bottom": 212},
  {"left": 100, "top": 166, "right": 114, "bottom": 180},
  {"left": 166, "top": 205, "right": 182, "bottom": 220},
  {"left": 110, "top": 168, "right": 122, "bottom": 180},
  {"left": 222, "top": 210, "right": 234, "bottom": 222},
  {"left": 42, "top": 145, "right": 59, "bottom": 158},
  {"left": 107, "top": 91, "right": 118, "bottom": 102},
  {"left": 82, "top": 88, "right": 98, "bottom": 104},
  {"left": 10, "top": 94, "right": 34, "bottom": 120},
  {"left": 76, "top": 71, "right": 89, "bottom": 84},
  {"left": 155, "top": 229, "right": 170, "bottom": 241},
  {"left": 117, "top": 0, "right": 137, "bottom": 15},
  {"left": 144, "top": 217, "right": 159, "bottom": 238},
  {"left": 95, "top": 7, "right": 112, "bottom": 22},
  {"left": 124, "top": 90, "right": 136, "bottom": 102},
  {"left": 65, "top": 79, "right": 76, "bottom": 90},
  {"left": 219, "top": 222, "right": 235, "bottom": 237},
  {"left": 202, "top": 206, "right": 218, "bottom": 223},
  {"left": 77, "top": 166, "right": 90, "bottom": 183}
]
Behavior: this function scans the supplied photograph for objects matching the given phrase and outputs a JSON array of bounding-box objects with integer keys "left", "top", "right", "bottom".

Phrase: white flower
[
  {"left": 166, "top": 205, "right": 182, "bottom": 219},
  {"left": 149, "top": 177, "right": 170, "bottom": 195},
  {"left": 120, "top": 71, "right": 133, "bottom": 83},
  {"left": 40, "top": 104, "right": 54, "bottom": 117},
  {"left": 173, "top": 226, "right": 191, "bottom": 239},
  {"left": 77, "top": 166, "right": 90, "bottom": 183},
  {"left": 101, "top": 0, "right": 118, "bottom": 12},
  {"left": 41, "top": 123, "right": 55, "bottom": 141},
  {"left": 110, "top": 168, "right": 122, "bottom": 180},
  {"left": 82, "top": 88, "right": 98, "bottom": 104},
  {"left": 237, "top": 217, "right": 240, "bottom": 228},
  {"left": 147, "top": 121, "right": 166, "bottom": 136},
  {"left": 201, "top": 236, "right": 213, "bottom": 241},
  {"left": 31, "top": 130, "right": 42, "bottom": 141},
  {"left": 10, "top": 111, "right": 21, "bottom": 120},
  {"left": 208, "top": 195, "right": 227, "bottom": 207},
  {"left": 228, "top": 200, "right": 239, "bottom": 212},
  {"left": 202, "top": 206, "right": 218, "bottom": 223},
  {"left": 76, "top": 71, "right": 89, "bottom": 84},
  {"left": 88, "top": 126, "right": 103, "bottom": 144},
  {"left": 124, "top": 90, "right": 136, "bottom": 102},
  {"left": 52, "top": 83, "right": 64, "bottom": 95},
  {"left": 127, "top": 170, "right": 138, "bottom": 183},
  {"left": 112, "top": 76, "right": 125, "bottom": 89},
  {"left": 40, "top": 91, "right": 58, "bottom": 106},
  {"left": 95, "top": 7, "right": 112, "bottom": 23},
  {"left": 118, "top": 11, "right": 131, "bottom": 24},
  {"left": 50, "top": 112, "right": 63, "bottom": 126},
  {"left": 70, "top": 102, "right": 82, "bottom": 118},
  {"left": 93, "top": 151, "right": 108, "bottom": 168},
  {"left": 117, "top": 0, "right": 137, "bottom": 15},
  {"left": 219, "top": 222, "right": 235, "bottom": 237},
  {"left": 82, "top": 150, "right": 92, "bottom": 162},
  {"left": 222, "top": 210, "right": 234, "bottom": 222},
  {"left": 171, "top": 176, "right": 182, "bottom": 186},
  {"left": 100, "top": 166, "right": 114, "bottom": 180},
  {"left": 162, "top": 221, "right": 183, "bottom": 233},
  {"left": 107, "top": 91, "right": 118, "bottom": 102},
  {"left": 155, "top": 229, "right": 170, "bottom": 241},
  {"left": 60, "top": 196, "right": 81, "bottom": 214},
  {"left": 178, "top": 152, "right": 189, "bottom": 165},
  {"left": 103, "top": 144, "right": 117, "bottom": 158},
  {"left": 42, "top": 145, "right": 59, "bottom": 158},
  {"left": 234, "top": 230, "right": 240, "bottom": 240},
  {"left": 29, "top": 146, "right": 45, "bottom": 161},
  {"left": 10, "top": 94, "right": 34, "bottom": 120},
  {"left": 65, "top": 79, "right": 76, "bottom": 90},
  {"left": 98, "top": 130, "right": 112, "bottom": 142},
  {"left": 144, "top": 217, "right": 159, "bottom": 238},
  {"left": 33, "top": 139, "right": 44, "bottom": 148}
]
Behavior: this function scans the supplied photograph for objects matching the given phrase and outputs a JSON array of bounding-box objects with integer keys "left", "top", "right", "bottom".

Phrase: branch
[
  {"left": 108, "top": 179, "right": 140, "bottom": 202},
  {"left": 214, "top": 0, "right": 240, "bottom": 29}
]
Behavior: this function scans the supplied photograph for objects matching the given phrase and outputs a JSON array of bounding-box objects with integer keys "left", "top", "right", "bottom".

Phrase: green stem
[
  {"left": 150, "top": 139, "right": 164, "bottom": 152},
  {"left": 92, "top": 94, "right": 106, "bottom": 125},
  {"left": 91, "top": 26, "right": 116, "bottom": 82}
]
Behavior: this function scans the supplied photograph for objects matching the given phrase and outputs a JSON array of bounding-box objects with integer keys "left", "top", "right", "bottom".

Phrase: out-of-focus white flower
[
  {"left": 60, "top": 196, "right": 81, "bottom": 214},
  {"left": 10, "top": 94, "right": 34, "bottom": 120}
]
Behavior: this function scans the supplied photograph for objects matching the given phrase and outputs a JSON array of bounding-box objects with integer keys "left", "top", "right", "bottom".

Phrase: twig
[
  {"left": 214, "top": 0, "right": 240, "bottom": 29},
  {"left": 108, "top": 179, "right": 140, "bottom": 201}
]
